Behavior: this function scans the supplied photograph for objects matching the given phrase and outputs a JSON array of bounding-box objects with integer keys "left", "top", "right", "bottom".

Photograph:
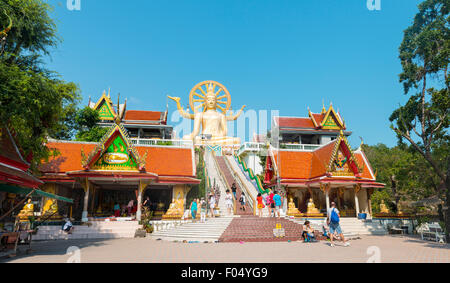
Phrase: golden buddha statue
[
  {"left": 18, "top": 199, "right": 34, "bottom": 220},
  {"left": 380, "top": 200, "right": 390, "bottom": 214},
  {"left": 306, "top": 198, "right": 320, "bottom": 214},
  {"left": 163, "top": 192, "right": 184, "bottom": 219},
  {"left": 287, "top": 196, "right": 301, "bottom": 216},
  {"left": 169, "top": 81, "right": 246, "bottom": 146}
]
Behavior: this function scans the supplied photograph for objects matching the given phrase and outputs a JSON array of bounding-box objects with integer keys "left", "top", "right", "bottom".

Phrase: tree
[
  {"left": 363, "top": 143, "right": 440, "bottom": 213},
  {"left": 390, "top": 0, "right": 449, "bottom": 240},
  {"left": 73, "top": 107, "right": 108, "bottom": 142},
  {"left": 0, "top": 0, "right": 80, "bottom": 171}
]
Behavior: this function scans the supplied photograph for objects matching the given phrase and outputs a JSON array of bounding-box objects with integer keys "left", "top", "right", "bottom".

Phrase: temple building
[
  {"left": 38, "top": 93, "right": 199, "bottom": 222},
  {"left": 39, "top": 124, "right": 198, "bottom": 221},
  {"left": 88, "top": 90, "right": 173, "bottom": 140},
  {"left": 263, "top": 104, "right": 384, "bottom": 218}
]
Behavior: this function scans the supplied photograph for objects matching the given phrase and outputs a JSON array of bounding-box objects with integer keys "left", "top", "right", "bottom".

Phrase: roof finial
[{"left": 321, "top": 100, "right": 326, "bottom": 114}]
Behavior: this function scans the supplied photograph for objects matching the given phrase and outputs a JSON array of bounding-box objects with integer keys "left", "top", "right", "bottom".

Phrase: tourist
[
  {"left": 239, "top": 193, "right": 246, "bottom": 211},
  {"left": 273, "top": 191, "right": 282, "bottom": 218},
  {"left": 265, "top": 191, "right": 273, "bottom": 217},
  {"left": 127, "top": 199, "right": 134, "bottom": 216},
  {"left": 143, "top": 197, "right": 151, "bottom": 210},
  {"left": 231, "top": 182, "right": 237, "bottom": 199},
  {"left": 113, "top": 203, "right": 120, "bottom": 217},
  {"left": 62, "top": 218, "right": 74, "bottom": 234},
  {"left": 209, "top": 193, "right": 216, "bottom": 218},
  {"left": 225, "top": 189, "right": 233, "bottom": 215},
  {"left": 257, "top": 193, "right": 264, "bottom": 217},
  {"left": 200, "top": 197, "right": 207, "bottom": 223},
  {"left": 269, "top": 190, "right": 275, "bottom": 217},
  {"left": 327, "top": 202, "right": 349, "bottom": 247},
  {"left": 322, "top": 221, "right": 331, "bottom": 240},
  {"left": 190, "top": 199, "right": 198, "bottom": 223},
  {"left": 302, "top": 220, "right": 316, "bottom": 242}
]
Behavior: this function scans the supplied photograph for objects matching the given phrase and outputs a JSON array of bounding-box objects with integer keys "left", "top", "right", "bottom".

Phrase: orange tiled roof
[
  {"left": 311, "top": 113, "right": 325, "bottom": 125},
  {"left": 124, "top": 110, "right": 162, "bottom": 121},
  {"left": 136, "top": 146, "right": 194, "bottom": 177},
  {"left": 309, "top": 140, "right": 337, "bottom": 178},
  {"left": 277, "top": 117, "right": 316, "bottom": 129},
  {"left": 40, "top": 142, "right": 97, "bottom": 173},
  {"left": 354, "top": 152, "right": 375, "bottom": 180},
  {"left": 40, "top": 141, "right": 195, "bottom": 178},
  {"left": 268, "top": 141, "right": 380, "bottom": 185},
  {"left": 271, "top": 149, "right": 312, "bottom": 180}
]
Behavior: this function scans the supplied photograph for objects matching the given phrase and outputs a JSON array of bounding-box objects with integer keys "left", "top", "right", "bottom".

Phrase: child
[
  {"left": 200, "top": 198, "right": 207, "bottom": 223},
  {"left": 239, "top": 193, "right": 246, "bottom": 211}
]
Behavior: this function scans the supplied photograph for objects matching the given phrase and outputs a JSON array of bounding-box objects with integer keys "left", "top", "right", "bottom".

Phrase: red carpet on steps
[{"left": 219, "top": 216, "right": 304, "bottom": 242}]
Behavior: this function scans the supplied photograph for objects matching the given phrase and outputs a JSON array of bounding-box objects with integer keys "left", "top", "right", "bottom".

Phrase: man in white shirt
[{"left": 327, "top": 202, "right": 349, "bottom": 247}]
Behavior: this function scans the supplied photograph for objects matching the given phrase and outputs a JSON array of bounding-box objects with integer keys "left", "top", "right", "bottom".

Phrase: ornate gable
[
  {"left": 320, "top": 104, "right": 345, "bottom": 130},
  {"left": 92, "top": 91, "right": 116, "bottom": 121},
  {"left": 82, "top": 123, "right": 146, "bottom": 171},
  {"left": 327, "top": 131, "right": 362, "bottom": 177}
]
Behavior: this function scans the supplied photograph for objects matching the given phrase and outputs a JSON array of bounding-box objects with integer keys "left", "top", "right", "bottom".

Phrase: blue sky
[{"left": 46, "top": 0, "right": 423, "bottom": 147}]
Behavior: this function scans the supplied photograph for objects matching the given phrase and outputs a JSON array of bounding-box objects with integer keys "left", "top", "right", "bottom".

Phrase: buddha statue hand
[
  {"left": 226, "top": 105, "right": 247, "bottom": 121},
  {"left": 168, "top": 96, "right": 194, "bottom": 119}
]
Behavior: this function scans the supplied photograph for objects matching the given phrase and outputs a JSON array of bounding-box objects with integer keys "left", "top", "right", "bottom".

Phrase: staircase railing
[
  {"left": 223, "top": 155, "right": 256, "bottom": 216},
  {"left": 234, "top": 154, "right": 270, "bottom": 195}
]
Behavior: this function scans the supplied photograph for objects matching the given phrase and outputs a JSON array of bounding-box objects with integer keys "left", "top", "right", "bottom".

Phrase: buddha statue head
[{"left": 205, "top": 84, "right": 217, "bottom": 110}]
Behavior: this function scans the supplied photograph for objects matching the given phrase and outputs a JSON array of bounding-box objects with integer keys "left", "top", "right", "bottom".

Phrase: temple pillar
[
  {"left": 354, "top": 184, "right": 360, "bottom": 217},
  {"left": 137, "top": 180, "right": 151, "bottom": 221},
  {"left": 320, "top": 183, "right": 331, "bottom": 214},
  {"left": 79, "top": 178, "right": 90, "bottom": 222},
  {"left": 367, "top": 188, "right": 374, "bottom": 219}
]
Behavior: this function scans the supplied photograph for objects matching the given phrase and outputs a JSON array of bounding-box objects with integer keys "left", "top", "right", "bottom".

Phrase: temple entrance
[
  {"left": 293, "top": 188, "right": 327, "bottom": 215},
  {"left": 91, "top": 188, "right": 136, "bottom": 217},
  {"left": 329, "top": 187, "right": 356, "bottom": 217},
  {"left": 144, "top": 185, "right": 172, "bottom": 219}
]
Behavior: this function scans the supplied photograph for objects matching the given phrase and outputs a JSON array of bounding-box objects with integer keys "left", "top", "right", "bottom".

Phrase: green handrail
[{"left": 234, "top": 154, "right": 270, "bottom": 195}]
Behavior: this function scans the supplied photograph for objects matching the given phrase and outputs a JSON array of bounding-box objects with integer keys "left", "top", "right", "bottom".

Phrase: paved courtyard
[{"left": 1, "top": 235, "right": 449, "bottom": 263}]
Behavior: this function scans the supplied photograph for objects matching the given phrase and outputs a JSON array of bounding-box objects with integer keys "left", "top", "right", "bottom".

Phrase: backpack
[{"left": 330, "top": 208, "right": 340, "bottom": 224}]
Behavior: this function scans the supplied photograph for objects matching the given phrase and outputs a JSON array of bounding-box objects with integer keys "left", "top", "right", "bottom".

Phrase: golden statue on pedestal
[
  {"left": 18, "top": 199, "right": 34, "bottom": 221},
  {"left": 287, "top": 196, "right": 301, "bottom": 216},
  {"left": 306, "top": 198, "right": 321, "bottom": 215},
  {"left": 380, "top": 200, "right": 390, "bottom": 214},
  {"left": 163, "top": 191, "right": 184, "bottom": 219},
  {"left": 169, "top": 81, "right": 246, "bottom": 145}
]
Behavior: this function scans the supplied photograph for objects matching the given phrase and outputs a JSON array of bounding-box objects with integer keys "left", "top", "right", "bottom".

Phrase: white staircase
[
  {"left": 204, "top": 151, "right": 233, "bottom": 217},
  {"left": 33, "top": 221, "right": 141, "bottom": 240},
  {"left": 286, "top": 217, "right": 387, "bottom": 237},
  {"left": 150, "top": 216, "right": 235, "bottom": 242},
  {"left": 224, "top": 155, "right": 270, "bottom": 217}
]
